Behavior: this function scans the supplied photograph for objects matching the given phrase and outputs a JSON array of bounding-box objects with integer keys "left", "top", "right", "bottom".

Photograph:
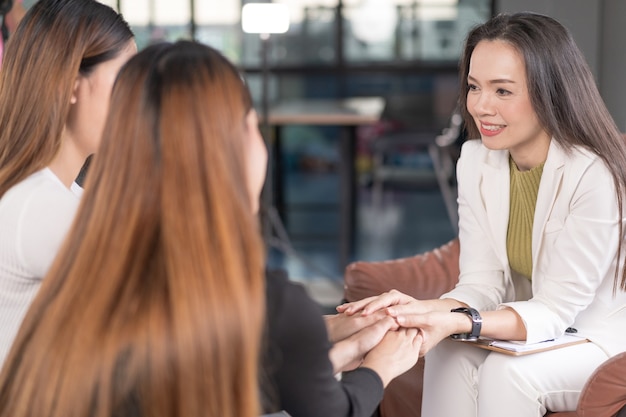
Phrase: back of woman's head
[
  {"left": 0, "top": 0, "right": 133, "bottom": 197},
  {"left": 0, "top": 41, "right": 265, "bottom": 417}
]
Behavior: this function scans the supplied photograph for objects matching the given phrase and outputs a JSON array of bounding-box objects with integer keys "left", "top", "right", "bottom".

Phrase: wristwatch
[{"left": 450, "top": 307, "right": 482, "bottom": 341}]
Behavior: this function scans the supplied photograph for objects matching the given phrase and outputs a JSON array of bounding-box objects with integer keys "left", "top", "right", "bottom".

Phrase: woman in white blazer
[{"left": 338, "top": 12, "right": 626, "bottom": 417}]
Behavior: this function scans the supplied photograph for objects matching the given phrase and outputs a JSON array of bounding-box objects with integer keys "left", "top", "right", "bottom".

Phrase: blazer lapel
[
  {"left": 532, "top": 140, "right": 566, "bottom": 262},
  {"left": 480, "top": 149, "right": 511, "bottom": 266}
]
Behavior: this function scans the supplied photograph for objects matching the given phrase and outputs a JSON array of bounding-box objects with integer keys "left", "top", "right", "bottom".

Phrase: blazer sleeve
[{"left": 264, "top": 270, "right": 384, "bottom": 417}]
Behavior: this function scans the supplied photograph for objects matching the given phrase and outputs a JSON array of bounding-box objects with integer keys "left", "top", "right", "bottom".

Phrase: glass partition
[
  {"left": 343, "top": 0, "right": 491, "bottom": 63},
  {"left": 95, "top": 0, "right": 493, "bottom": 68}
]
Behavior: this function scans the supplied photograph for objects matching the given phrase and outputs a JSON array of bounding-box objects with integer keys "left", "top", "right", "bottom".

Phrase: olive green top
[{"left": 506, "top": 157, "right": 544, "bottom": 280}]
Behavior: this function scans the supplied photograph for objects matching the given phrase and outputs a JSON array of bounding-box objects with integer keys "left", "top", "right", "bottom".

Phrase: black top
[{"left": 262, "top": 269, "right": 384, "bottom": 417}]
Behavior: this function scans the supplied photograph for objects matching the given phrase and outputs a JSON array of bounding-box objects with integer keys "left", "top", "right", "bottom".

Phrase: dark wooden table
[{"left": 266, "top": 97, "right": 385, "bottom": 271}]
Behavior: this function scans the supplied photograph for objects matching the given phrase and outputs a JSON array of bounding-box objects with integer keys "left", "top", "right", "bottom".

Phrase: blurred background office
[{"left": 14, "top": 0, "right": 626, "bottom": 308}]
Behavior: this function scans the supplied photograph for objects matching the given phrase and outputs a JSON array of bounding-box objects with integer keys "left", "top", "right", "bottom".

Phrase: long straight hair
[
  {"left": 0, "top": 0, "right": 133, "bottom": 198},
  {"left": 0, "top": 41, "right": 266, "bottom": 417},
  {"left": 459, "top": 12, "right": 626, "bottom": 292}
]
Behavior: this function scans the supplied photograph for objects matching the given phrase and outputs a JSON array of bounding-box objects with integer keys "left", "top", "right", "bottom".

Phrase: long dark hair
[{"left": 459, "top": 12, "right": 626, "bottom": 292}]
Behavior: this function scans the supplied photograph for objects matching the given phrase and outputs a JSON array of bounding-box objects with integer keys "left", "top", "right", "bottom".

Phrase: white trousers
[{"left": 422, "top": 337, "right": 608, "bottom": 417}]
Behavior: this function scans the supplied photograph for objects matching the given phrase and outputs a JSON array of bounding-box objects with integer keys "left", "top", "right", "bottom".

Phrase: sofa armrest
[
  {"left": 343, "top": 238, "right": 460, "bottom": 302},
  {"left": 577, "top": 351, "right": 626, "bottom": 417}
]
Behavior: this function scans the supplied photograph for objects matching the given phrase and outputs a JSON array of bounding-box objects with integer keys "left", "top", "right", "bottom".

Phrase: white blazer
[{"left": 441, "top": 139, "right": 626, "bottom": 356}]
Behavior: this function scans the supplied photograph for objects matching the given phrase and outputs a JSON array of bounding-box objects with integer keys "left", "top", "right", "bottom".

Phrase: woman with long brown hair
[
  {"left": 0, "top": 40, "right": 422, "bottom": 417},
  {"left": 0, "top": 0, "right": 134, "bottom": 365},
  {"left": 0, "top": 40, "right": 267, "bottom": 417}
]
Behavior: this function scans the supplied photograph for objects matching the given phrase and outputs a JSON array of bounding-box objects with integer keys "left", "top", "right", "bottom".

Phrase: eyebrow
[{"left": 467, "top": 75, "right": 516, "bottom": 84}]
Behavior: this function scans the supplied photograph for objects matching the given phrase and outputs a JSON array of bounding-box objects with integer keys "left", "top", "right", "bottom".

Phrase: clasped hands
[
  {"left": 324, "top": 296, "right": 423, "bottom": 387},
  {"left": 328, "top": 290, "right": 463, "bottom": 374}
]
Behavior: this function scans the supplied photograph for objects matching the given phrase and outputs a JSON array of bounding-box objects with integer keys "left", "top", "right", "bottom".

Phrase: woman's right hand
[
  {"left": 336, "top": 289, "right": 418, "bottom": 316},
  {"left": 360, "top": 328, "right": 422, "bottom": 387},
  {"left": 337, "top": 290, "right": 462, "bottom": 319}
]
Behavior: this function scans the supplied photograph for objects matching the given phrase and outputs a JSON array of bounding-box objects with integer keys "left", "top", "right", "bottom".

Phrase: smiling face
[{"left": 466, "top": 39, "right": 551, "bottom": 170}]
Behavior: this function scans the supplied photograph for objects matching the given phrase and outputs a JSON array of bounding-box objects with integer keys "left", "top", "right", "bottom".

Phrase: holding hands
[
  {"left": 337, "top": 289, "right": 469, "bottom": 357},
  {"left": 324, "top": 308, "right": 392, "bottom": 343},
  {"left": 324, "top": 296, "right": 425, "bottom": 386},
  {"left": 360, "top": 327, "right": 423, "bottom": 387},
  {"left": 327, "top": 314, "right": 398, "bottom": 373}
]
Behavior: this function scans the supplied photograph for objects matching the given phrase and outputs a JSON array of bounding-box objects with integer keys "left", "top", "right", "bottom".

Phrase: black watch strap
[{"left": 450, "top": 307, "right": 482, "bottom": 341}]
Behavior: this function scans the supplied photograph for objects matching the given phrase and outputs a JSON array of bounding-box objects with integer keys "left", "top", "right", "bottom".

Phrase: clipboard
[{"left": 455, "top": 333, "right": 589, "bottom": 356}]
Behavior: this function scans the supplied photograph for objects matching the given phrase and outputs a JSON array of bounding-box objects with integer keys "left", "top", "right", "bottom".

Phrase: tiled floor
[{"left": 266, "top": 169, "right": 457, "bottom": 310}]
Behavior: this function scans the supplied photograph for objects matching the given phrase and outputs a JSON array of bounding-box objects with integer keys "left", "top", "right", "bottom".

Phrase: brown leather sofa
[{"left": 343, "top": 238, "right": 626, "bottom": 417}]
